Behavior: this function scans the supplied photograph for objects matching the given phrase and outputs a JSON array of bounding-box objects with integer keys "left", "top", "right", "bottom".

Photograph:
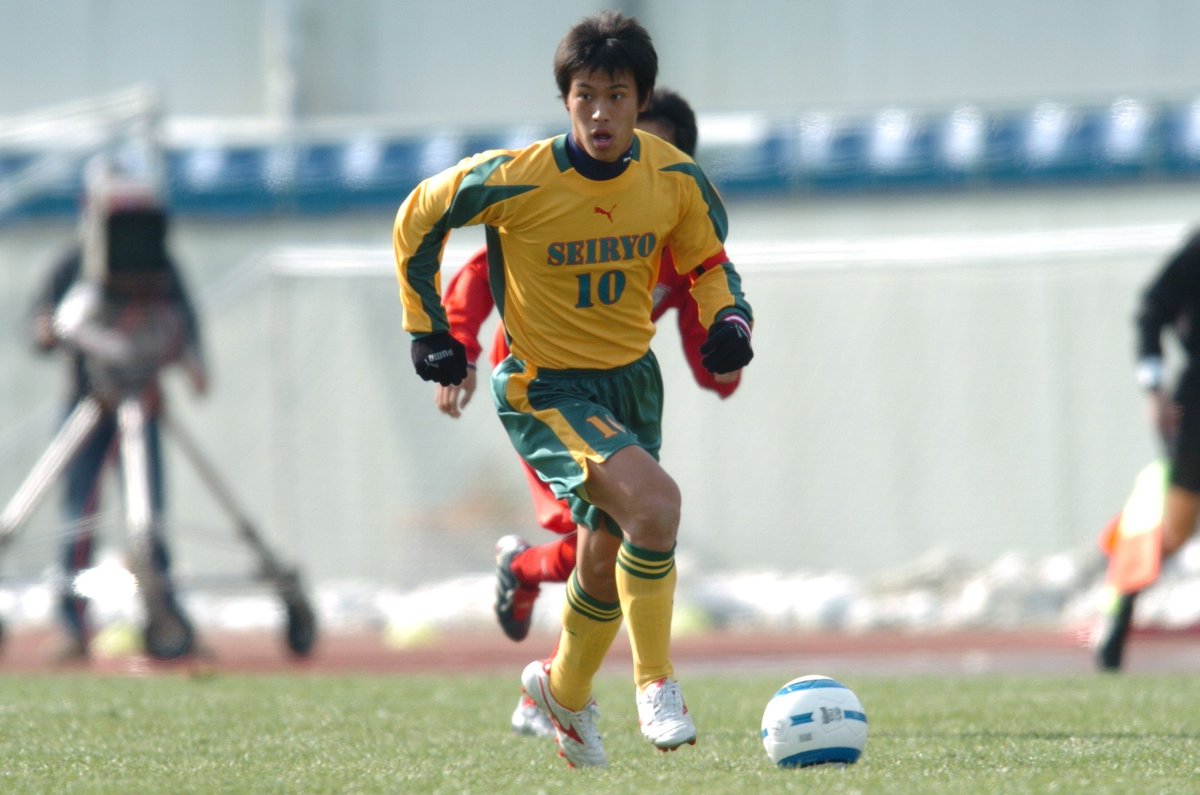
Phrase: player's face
[{"left": 566, "top": 69, "right": 645, "bottom": 163}]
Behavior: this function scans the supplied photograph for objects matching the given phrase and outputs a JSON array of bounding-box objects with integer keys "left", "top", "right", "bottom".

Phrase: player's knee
[{"left": 625, "top": 477, "right": 680, "bottom": 550}]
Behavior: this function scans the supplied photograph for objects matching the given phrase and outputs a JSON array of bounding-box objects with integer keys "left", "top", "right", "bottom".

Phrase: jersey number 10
[{"left": 575, "top": 270, "right": 627, "bottom": 308}]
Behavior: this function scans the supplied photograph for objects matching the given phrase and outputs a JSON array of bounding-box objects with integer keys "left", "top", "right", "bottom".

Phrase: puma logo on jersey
[{"left": 593, "top": 204, "right": 617, "bottom": 223}]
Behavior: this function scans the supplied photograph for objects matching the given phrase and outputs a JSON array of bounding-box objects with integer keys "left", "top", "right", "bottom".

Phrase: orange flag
[{"left": 1101, "top": 459, "right": 1167, "bottom": 595}]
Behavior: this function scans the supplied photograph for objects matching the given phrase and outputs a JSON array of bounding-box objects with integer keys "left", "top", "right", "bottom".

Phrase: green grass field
[{"left": 0, "top": 671, "right": 1196, "bottom": 794}]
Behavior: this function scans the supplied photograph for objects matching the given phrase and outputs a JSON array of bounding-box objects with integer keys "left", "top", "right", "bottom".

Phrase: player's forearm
[
  {"left": 394, "top": 208, "right": 450, "bottom": 335},
  {"left": 689, "top": 263, "right": 753, "bottom": 330},
  {"left": 393, "top": 169, "right": 475, "bottom": 335}
]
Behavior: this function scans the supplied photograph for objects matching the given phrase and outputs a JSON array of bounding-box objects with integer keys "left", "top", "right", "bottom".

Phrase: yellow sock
[
  {"left": 550, "top": 571, "right": 622, "bottom": 711},
  {"left": 616, "top": 541, "right": 676, "bottom": 689}
]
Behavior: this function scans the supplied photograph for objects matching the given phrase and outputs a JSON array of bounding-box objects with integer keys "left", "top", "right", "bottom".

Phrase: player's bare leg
[
  {"left": 527, "top": 450, "right": 673, "bottom": 755},
  {"left": 586, "top": 446, "right": 680, "bottom": 554},
  {"left": 586, "top": 446, "right": 695, "bottom": 749},
  {"left": 586, "top": 447, "right": 682, "bottom": 689},
  {"left": 573, "top": 524, "right": 620, "bottom": 603}
]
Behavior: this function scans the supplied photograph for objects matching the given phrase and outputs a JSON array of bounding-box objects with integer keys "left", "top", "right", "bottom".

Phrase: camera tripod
[{"left": 0, "top": 394, "right": 317, "bottom": 660}]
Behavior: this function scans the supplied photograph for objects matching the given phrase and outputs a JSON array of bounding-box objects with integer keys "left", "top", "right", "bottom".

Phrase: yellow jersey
[{"left": 394, "top": 132, "right": 751, "bottom": 371}]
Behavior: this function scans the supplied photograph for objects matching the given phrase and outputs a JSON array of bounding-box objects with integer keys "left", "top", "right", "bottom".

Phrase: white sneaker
[
  {"left": 511, "top": 691, "right": 556, "bottom": 739},
  {"left": 636, "top": 677, "right": 697, "bottom": 750},
  {"left": 521, "top": 659, "right": 607, "bottom": 768}
]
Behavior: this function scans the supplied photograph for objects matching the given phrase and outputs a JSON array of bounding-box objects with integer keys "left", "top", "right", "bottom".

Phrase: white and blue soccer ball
[{"left": 761, "top": 675, "right": 868, "bottom": 768}]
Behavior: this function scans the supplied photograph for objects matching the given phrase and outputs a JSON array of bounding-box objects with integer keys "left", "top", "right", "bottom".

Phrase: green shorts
[{"left": 491, "top": 350, "right": 664, "bottom": 535}]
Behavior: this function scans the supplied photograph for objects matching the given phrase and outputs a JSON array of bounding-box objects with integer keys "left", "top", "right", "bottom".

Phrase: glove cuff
[{"left": 721, "top": 314, "right": 751, "bottom": 336}]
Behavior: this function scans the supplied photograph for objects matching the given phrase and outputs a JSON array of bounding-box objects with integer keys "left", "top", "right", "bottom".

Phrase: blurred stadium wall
[
  {"left": 2, "top": 1, "right": 1199, "bottom": 122},
  {"left": 2, "top": 0, "right": 1200, "bottom": 590},
  {"left": 4, "top": 189, "right": 1196, "bottom": 588}
]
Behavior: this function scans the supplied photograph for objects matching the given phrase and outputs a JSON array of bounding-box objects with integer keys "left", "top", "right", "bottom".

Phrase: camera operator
[{"left": 28, "top": 154, "right": 207, "bottom": 662}]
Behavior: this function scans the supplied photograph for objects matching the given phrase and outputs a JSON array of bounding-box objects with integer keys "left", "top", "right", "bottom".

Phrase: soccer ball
[{"left": 761, "top": 675, "right": 868, "bottom": 768}]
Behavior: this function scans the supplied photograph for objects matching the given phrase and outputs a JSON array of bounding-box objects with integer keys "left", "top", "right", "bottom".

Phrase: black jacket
[{"left": 1137, "top": 230, "right": 1200, "bottom": 396}]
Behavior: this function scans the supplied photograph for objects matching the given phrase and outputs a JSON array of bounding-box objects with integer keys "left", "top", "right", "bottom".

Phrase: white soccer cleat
[
  {"left": 511, "top": 691, "right": 556, "bottom": 739},
  {"left": 521, "top": 659, "right": 607, "bottom": 768},
  {"left": 637, "top": 677, "right": 697, "bottom": 751}
]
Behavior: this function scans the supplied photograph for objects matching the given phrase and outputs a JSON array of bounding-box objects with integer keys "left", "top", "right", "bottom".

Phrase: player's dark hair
[
  {"left": 639, "top": 88, "right": 698, "bottom": 157},
  {"left": 554, "top": 11, "right": 658, "bottom": 106}
]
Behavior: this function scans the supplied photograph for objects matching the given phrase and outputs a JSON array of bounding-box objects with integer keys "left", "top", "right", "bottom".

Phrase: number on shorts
[{"left": 586, "top": 415, "right": 627, "bottom": 439}]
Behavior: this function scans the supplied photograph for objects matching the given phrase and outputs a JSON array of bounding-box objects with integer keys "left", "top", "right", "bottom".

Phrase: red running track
[{"left": 2, "top": 626, "right": 1197, "bottom": 677}]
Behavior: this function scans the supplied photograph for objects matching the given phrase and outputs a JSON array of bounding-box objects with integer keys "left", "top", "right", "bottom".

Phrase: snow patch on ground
[{"left": 4, "top": 543, "right": 1200, "bottom": 642}]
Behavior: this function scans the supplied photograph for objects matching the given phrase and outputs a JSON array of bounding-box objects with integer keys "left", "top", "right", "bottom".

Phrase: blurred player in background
[
  {"left": 395, "top": 11, "right": 753, "bottom": 768},
  {"left": 1094, "top": 229, "right": 1200, "bottom": 670},
  {"left": 28, "top": 154, "right": 208, "bottom": 662},
  {"left": 432, "top": 88, "right": 742, "bottom": 738}
]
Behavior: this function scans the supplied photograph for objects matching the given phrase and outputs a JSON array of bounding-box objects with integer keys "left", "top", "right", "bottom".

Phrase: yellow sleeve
[
  {"left": 393, "top": 163, "right": 470, "bottom": 336},
  {"left": 663, "top": 165, "right": 753, "bottom": 330},
  {"left": 690, "top": 262, "right": 751, "bottom": 329}
]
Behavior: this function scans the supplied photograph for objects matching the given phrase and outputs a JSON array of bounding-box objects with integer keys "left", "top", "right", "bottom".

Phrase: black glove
[
  {"left": 700, "top": 315, "right": 753, "bottom": 374},
  {"left": 411, "top": 331, "right": 468, "bottom": 386}
]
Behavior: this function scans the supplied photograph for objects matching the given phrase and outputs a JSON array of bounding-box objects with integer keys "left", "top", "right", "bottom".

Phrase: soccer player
[
  {"left": 1094, "top": 228, "right": 1200, "bottom": 670},
  {"left": 432, "top": 88, "right": 742, "bottom": 739},
  {"left": 394, "top": 12, "right": 753, "bottom": 768}
]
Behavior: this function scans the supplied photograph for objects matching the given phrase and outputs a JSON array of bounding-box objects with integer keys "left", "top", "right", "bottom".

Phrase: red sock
[{"left": 511, "top": 533, "right": 578, "bottom": 586}]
